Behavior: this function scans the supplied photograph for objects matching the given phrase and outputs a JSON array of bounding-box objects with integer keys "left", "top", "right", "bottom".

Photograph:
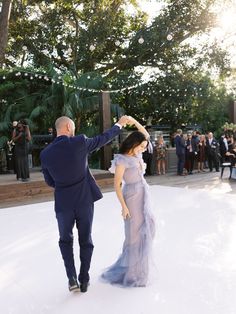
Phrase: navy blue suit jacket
[
  {"left": 174, "top": 135, "right": 186, "bottom": 155},
  {"left": 40, "top": 125, "right": 121, "bottom": 212}
]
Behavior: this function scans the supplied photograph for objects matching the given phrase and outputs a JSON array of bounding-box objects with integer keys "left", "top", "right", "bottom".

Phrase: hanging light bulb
[
  {"left": 115, "top": 40, "right": 120, "bottom": 46},
  {"left": 138, "top": 37, "right": 144, "bottom": 44},
  {"left": 89, "top": 44, "right": 95, "bottom": 51},
  {"left": 167, "top": 34, "right": 173, "bottom": 41}
]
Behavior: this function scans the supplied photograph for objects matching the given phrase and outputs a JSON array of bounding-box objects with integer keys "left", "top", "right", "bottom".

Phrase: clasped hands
[{"left": 117, "top": 115, "right": 136, "bottom": 127}]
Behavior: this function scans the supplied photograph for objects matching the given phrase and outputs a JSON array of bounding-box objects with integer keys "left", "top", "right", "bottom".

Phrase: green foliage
[
  {"left": 0, "top": 135, "right": 9, "bottom": 149},
  {"left": 223, "top": 122, "right": 236, "bottom": 132},
  {"left": 0, "top": 0, "right": 234, "bottom": 150},
  {"left": 112, "top": 71, "right": 232, "bottom": 133}
]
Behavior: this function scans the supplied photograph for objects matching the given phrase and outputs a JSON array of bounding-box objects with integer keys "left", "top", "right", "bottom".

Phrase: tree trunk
[{"left": 0, "top": 0, "right": 12, "bottom": 67}]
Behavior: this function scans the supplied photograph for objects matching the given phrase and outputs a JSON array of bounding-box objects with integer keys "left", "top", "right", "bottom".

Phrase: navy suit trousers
[
  {"left": 56, "top": 203, "right": 94, "bottom": 284},
  {"left": 177, "top": 153, "right": 185, "bottom": 175}
]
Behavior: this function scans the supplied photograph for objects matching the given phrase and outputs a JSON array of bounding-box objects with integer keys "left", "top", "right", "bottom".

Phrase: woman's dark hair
[{"left": 119, "top": 131, "right": 147, "bottom": 154}]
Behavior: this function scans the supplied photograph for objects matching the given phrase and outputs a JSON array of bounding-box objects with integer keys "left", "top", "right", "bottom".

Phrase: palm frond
[
  {"left": 4, "top": 103, "right": 16, "bottom": 122},
  {"left": 29, "top": 105, "right": 46, "bottom": 120},
  {"left": 0, "top": 136, "right": 9, "bottom": 149},
  {"left": 0, "top": 121, "right": 10, "bottom": 132},
  {"left": 81, "top": 95, "right": 99, "bottom": 112}
]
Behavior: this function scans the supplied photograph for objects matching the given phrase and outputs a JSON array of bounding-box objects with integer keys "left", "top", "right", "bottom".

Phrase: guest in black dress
[
  {"left": 197, "top": 134, "right": 206, "bottom": 172},
  {"left": 12, "top": 121, "right": 31, "bottom": 181}
]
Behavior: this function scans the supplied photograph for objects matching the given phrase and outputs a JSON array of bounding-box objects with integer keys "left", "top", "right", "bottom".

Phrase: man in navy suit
[
  {"left": 40, "top": 115, "right": 129, "bottom": 293},
  {"left": 174, "top": 129, "right": 186, "bottom": 175}
]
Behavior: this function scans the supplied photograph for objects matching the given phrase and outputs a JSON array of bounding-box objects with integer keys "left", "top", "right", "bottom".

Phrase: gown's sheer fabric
[{"left": 101, "top": 154, "right": 156, "bottom": 287}]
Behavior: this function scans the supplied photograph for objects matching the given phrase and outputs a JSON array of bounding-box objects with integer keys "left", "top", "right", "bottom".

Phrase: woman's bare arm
[
  {"left": 114, "top": 164, "right": 131, "bottom": 219},
  {"left": 127, "top": 117, "right": 150, "bottom": 139}
]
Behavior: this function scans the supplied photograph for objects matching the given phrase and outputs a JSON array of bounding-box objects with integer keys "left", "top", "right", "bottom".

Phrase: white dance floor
[{"left": 0, "top": 185, "right": 236, "bottom": 314}]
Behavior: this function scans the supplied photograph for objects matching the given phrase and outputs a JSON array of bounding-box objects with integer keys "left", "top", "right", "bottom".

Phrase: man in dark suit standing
[
  {"left": 174, "top": 129, "right": 186, "bottom": 176},
  {"left": 40, "top": 115, "right": 129, "bottom": 293},
  {"left": 186, "top": 133, "right": 198, "bottom": 174},
  {"left": 206, "top": 132, "right": 220, "bottom": 172}
]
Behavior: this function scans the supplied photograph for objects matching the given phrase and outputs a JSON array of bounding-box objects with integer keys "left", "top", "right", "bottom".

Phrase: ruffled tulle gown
[{"left": 101, "top": 154, "right": 156, "bottom": 287}]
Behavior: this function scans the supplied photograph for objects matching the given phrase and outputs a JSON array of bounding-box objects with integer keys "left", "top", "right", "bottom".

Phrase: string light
[
  {"left": 0, "top": 69, "right": 229, "bottom": 96},
  {"left": 89, "top": 44, "right": 96, "bottom": 51},
  {"left": 138, "top": 37, "right": 144, "bottom": 44},
  {"left": 67, "top": 48, "right": 73, "bottom": 54}
]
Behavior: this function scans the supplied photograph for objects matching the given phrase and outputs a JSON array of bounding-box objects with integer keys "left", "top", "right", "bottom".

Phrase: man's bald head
[
  {"left": 55, "top": 116, "right": 75, "bottom": 137},
  {"left": 208, "top": 132, "right": 213, "bottom": 139}
]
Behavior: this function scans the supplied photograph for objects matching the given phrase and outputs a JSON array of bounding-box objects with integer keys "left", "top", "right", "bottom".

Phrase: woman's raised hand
[{"left": 126, "top": 116, "right": 136, "bottom": 126}]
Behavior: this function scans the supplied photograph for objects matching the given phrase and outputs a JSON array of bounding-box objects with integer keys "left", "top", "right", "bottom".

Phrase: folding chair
[{"left": 220, "top": 162, "right": 232, "bottom": 179}]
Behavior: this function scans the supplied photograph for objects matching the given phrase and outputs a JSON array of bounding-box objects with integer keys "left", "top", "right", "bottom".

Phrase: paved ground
[
  {"left": 0, "top": 168, "right": 109, "bottom": 186},
  {"left": 0, "top": 167, "right": 235, "bottom": 208}
]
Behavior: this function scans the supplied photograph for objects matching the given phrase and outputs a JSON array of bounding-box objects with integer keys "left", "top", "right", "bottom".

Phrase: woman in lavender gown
[{"left": 101, "top": 117, "right": 156, "bottom": 287}]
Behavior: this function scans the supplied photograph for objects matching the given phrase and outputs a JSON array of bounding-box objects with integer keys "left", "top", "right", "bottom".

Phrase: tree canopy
[{"left": 0, "top": 0, "right": 234, "bottom": 147}]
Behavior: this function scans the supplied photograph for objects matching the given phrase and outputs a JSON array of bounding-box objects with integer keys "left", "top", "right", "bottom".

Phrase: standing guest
[
  {"left": 227, "top": 134, "right": 234, "bottom": 154},
  {"left": 192, "top": 130, "right": 200, "bottom": 146},
  {"left": 155, "top": 135, "right": 167, "bottom": 175},
  {"left": 182, "top": 133, "right": 189, "bottom": 175},
  {"left": 48, "top": 127, "right": 54, "bottom": 135},
  {"left": 174, "top": 129, "right": 186, "bottom": 176},
  {"left": 226, "top": 140, "right": 236, "bottom": 166},
  {"left": 46, "top": 127, "right": 56, "bottom": 144},
  {"left": 142, "top": 127, "right": 153, "bottom": 175},
  {"left": 12, "top": 120, "right": 31, "bottom": 181},
  {"left": 40, "top": 115, "right": 130, "bottom": 293},
  {"left": 101, "top": 117, "right": 155, "bottom": 287},
  {"left": 197, "top": 134, "right": 206, "bottom": 172},
  {"left": 206, "top": 132, "right": 220, "bottom": 172},
  {"left": 185, "top": 133, "right": 198, "bottom": 174},
  {"left": 219, "top": 133, "right": 228, "bottom": 163}
]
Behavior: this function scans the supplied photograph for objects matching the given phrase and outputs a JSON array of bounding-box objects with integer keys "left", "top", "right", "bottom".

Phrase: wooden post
[
  {"left": 0, "top": 0, "right": 12, "bottom": 66},
  {"left": 229, "top": 100, "right": 236, "bottom": 123},
  {"left": 99, "top": 91, "right": 112, "bottom": 170}
]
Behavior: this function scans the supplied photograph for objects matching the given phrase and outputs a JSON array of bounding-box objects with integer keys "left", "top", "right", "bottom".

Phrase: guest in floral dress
[{"left": 155, "top": 135, "right": 167, "bottom": 175}]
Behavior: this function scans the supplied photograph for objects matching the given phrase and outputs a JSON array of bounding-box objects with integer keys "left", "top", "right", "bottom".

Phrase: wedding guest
[
  {"left": 174, "top": 129, "right": 186, "bottom": 176},
  {"left": 142, "top": 127, "right": 153, "bottom": 175},
  {"left": 12, "top": 120, "right": 31, "bottom": 181},
  {"left": 155, "top": 135, "right": 167, "bottom": 175},
  {"left": 197, "top": 134, "right": 206, "bottom": 172},
  {"left": 185, "top": 133, "right": 198, "bottom": 174},
  {"left": 205, "top": 132, "right": 220, "bottom": 172}
]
